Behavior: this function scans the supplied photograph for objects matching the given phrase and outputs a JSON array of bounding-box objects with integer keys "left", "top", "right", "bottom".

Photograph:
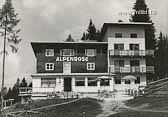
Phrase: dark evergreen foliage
[
  {"left": 81, "top": 19, "right": 100, "bottom": 41},
  {"left": 20, "top": 77, "right": 28, "bottom": 87},
  {"left": 155, "top": 32, "right": 168, "bottom": 79},
  {"left": 65, "top": 34, "right": 75, "bottom": 42}
]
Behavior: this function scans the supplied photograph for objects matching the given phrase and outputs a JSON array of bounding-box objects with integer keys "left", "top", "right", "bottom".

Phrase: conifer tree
[
  {"left": 81, "top": 19, "right": 99, "bottom": 41},
  {"left": 155, "top": 32, "right": 168, "bottom": 79},
  {"left": 65, "top": 34, "right": 75, "bottom": 42},
  {"left": 0, "top": 0, "right": 21, "bottom": 110},
  {"left": 81, "top": 32, "right": 86, "bottom": 40},
  {"left": 20, "top": 78, "right": 28, "bottom": 87}
]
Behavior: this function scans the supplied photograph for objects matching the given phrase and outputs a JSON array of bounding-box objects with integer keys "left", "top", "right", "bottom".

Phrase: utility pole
[{"left": 1, "top": 6, "right": 7, "bottom": 112}]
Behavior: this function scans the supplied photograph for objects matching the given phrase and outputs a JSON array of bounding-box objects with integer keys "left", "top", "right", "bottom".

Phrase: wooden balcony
[
  {"left": 109, "top": 66, "right": 154, "bottom": 74},
  {"left": 109, "top": 50, "right": 154, "bottom": 57},
  {"left": 19, "top": 87, "right": 32, "bottom": 96}
]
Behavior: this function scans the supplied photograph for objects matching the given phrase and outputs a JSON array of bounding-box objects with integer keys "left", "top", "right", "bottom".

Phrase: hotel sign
[{"left": 56, "top": 57, "right": 88, "bottom": 62}]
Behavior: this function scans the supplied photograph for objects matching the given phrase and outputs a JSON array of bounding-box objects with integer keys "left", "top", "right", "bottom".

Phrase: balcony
[
  {"left": 19, "top": 87, "right": 32, "bottom": 96},
  {"left": 109, "top": 66, "right": 154, "bottom": 73},
  {"left": 109, "top": 50, "right": 154, "bottom": 57}
]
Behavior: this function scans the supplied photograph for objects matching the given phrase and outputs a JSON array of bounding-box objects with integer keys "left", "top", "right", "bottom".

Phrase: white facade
[{"left": 102, "top": 23, "right": 152, "bottom": 92}]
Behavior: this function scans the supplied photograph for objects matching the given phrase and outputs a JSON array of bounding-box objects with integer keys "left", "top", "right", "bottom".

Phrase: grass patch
[
  {"left": 126, "top": 96, "right": 168, "bottom": 110},
  {"left": 24, "top": 98, "right": 102, "bottom": 117},
  {"left": 109, "top": 110, "right": 168, "bottom": 117}
]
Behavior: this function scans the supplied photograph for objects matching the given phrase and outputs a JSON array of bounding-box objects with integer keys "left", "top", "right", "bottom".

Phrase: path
[{"left": 96, "top": 98, "right": 128, "bottom": 117}]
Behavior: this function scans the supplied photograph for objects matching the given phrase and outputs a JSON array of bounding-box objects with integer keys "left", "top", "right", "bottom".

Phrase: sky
[{"left": 0, "top": 0, "right": 167, "bottom": 88}]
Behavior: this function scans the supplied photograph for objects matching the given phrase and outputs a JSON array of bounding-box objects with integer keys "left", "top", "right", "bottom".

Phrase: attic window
[{"left": 45, "top": 49, "right": 54, "bottom": 57}]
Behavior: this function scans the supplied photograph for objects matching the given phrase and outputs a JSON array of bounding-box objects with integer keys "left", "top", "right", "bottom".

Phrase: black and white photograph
[{"left": 0, "top": 0, "right": 168, "bottom": 116}]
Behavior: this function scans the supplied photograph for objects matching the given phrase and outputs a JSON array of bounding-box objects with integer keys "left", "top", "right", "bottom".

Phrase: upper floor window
[
  {"left": 45, "top": 63, "right": 54, "bottom": 71},
  {"left": 130, "top": 44, "right": 139, "bottom": 50},
  {"left": 130, "top": 33, "right": 137, "bottom": 38},
  {"left": 60, "top": 49, "right": 74, "bottom": 56},
  {"left": 45, "top": 49, "right": 54, "bottom": 57},
  {"left": 130, "top": 60, "right": 140, "bottom": 66},
  {"left": 115, "top": 33, "right": 122, "bottom": 38},
  {"left": 87, "top": 62, "right": 95, "bottom": 70},
  {"left": 114, "top": 44, "right": 124, "bottom": 50},
  {"left": 114, "top": 60, "right": 124, "bottom": 67},
  {"left": 85, "top": 49, "right": 96, "bottom": 56}
]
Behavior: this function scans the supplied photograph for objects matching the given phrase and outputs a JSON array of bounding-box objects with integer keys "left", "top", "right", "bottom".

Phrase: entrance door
[
  {"left": 64, "top": 77, "right": 72, "bottom": 91},
  {"left": 63, "top": 62, "right": 71, "bottom": 74}
]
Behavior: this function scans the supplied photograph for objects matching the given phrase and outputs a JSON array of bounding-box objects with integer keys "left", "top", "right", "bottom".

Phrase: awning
[
  {"left": 122, "top": 75, "right": 137, "bottom": 80},
  {"left": 97, "top": 76, "right": 111, "bottom": 80}
]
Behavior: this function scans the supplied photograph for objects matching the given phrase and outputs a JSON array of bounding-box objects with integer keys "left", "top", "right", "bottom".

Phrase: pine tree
[
  {"left": 12, "top": 78, "right": 20, "bottom": 102},
  {"left": 155, "top": 32, "right": 168, "bottom": 79},
  {"left": 0, "top": 0, "right": 21, "bottom": 110},
  {"left": 81, "top": 19, "right": 99, "bottom": 41},
  {"left": 87, "top": 19, "right": 97, "bottom": 40},
  {"left": 65, "top": 34, "right": 75, "bottom": 42},
  {"left": 81, "top": 32, "right": 86, "bottom": 40},
  {"left": 20, "top": 78, "right": 28, "bottom": 87}
]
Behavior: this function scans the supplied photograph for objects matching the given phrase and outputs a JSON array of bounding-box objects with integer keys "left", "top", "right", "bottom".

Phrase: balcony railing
[
  {"left": 109, "top": 66, "right": 154, "bottom": 73},
  {"left": 109, "top": 50, "right": 154, "bottom": 56},
  {"left": 19, "top": 87, "right": 32, "bottom": 94}
]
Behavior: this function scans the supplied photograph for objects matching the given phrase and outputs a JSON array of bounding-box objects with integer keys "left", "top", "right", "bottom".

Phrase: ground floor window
[
  {"left": 125, "top": 79, "right": 131, "bottom": 84},
  {"left": 75, "top": 77, "right": 85, "bottom": 86},
  {"left": 88, "top": 77, "right": 97, "bottom": 86},
  {"left": 41, "top": 78, "right": 56, "bottom": 88},
  {"left": 100, "top": 79, "right": 110, "bottom": 86},
  {"left": 135, "top": 76, "right": 140, "bottom": 84},
  {"left": 114, "top": 76, "right": 121, "bottom": 84}
]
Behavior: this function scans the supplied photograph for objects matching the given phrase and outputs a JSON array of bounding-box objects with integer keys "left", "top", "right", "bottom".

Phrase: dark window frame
[
  {"left": 130, "top": 33, "right": 138, "bottom": 38},
  {"left": 115, "top": 33, "right": 122, "bottom": 38}
]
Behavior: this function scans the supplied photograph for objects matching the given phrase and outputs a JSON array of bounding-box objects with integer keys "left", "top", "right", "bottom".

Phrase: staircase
[{"left": 143, "top": 77, "right": 168, "bottom": 97}]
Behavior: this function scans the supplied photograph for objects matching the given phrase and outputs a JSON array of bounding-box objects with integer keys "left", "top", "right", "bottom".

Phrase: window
[
  {"left": 114, "top": 76, "right": 121, "bottom": 84},
  {"left": 60, "top": 49, "right": 74, "bottom": 56},
  {"left": 100, "top": 79, "right": 110, "bottom": 86},
  {"left": 85, "top": 49, "right": 96, "bottom": 56},
  {"left": 41, "top": 78, "right": 56, "bottom": 88},
  {"left": 130, "top": 44, "right": 139, "bottom": 50},
  {"left": 115, "top": 33, "right": 122, "bottom": 38},
  {"left": 130, "top": 60, "right": 139, "bottom": 66},
  {"left": 45, "top": 49, "right": 54, "bottom": 57},
  {"left": 75, "top": 77, "right": 85, "bottom": 86},
  {"left": 114, "top": 60, "right": 124, "bottom": 67},
  {"left": 45, "top": 63, "right": 54, "bottom": 71},
  {"left": 87, "top": 63, "right": 95, "bottom": 70},
  {"left": 125, "top": 80, "right": 131, "bottom": 84},
  {"left": 130, "top": 33, "right": 137, "bottom": 38},
  {"left": 135, "top": 77, "right": 140, "bottom": 84},
  {"left": 114, "top": 44, "right": 124, "bottom": 50},
  {"left": 88, "top": 77, "right": 97, "bottom": 86}
]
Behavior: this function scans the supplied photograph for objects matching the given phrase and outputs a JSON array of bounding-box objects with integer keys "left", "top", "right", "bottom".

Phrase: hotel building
[{"left": 19, "top": 22, "right": 154, "bottom": 100}]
